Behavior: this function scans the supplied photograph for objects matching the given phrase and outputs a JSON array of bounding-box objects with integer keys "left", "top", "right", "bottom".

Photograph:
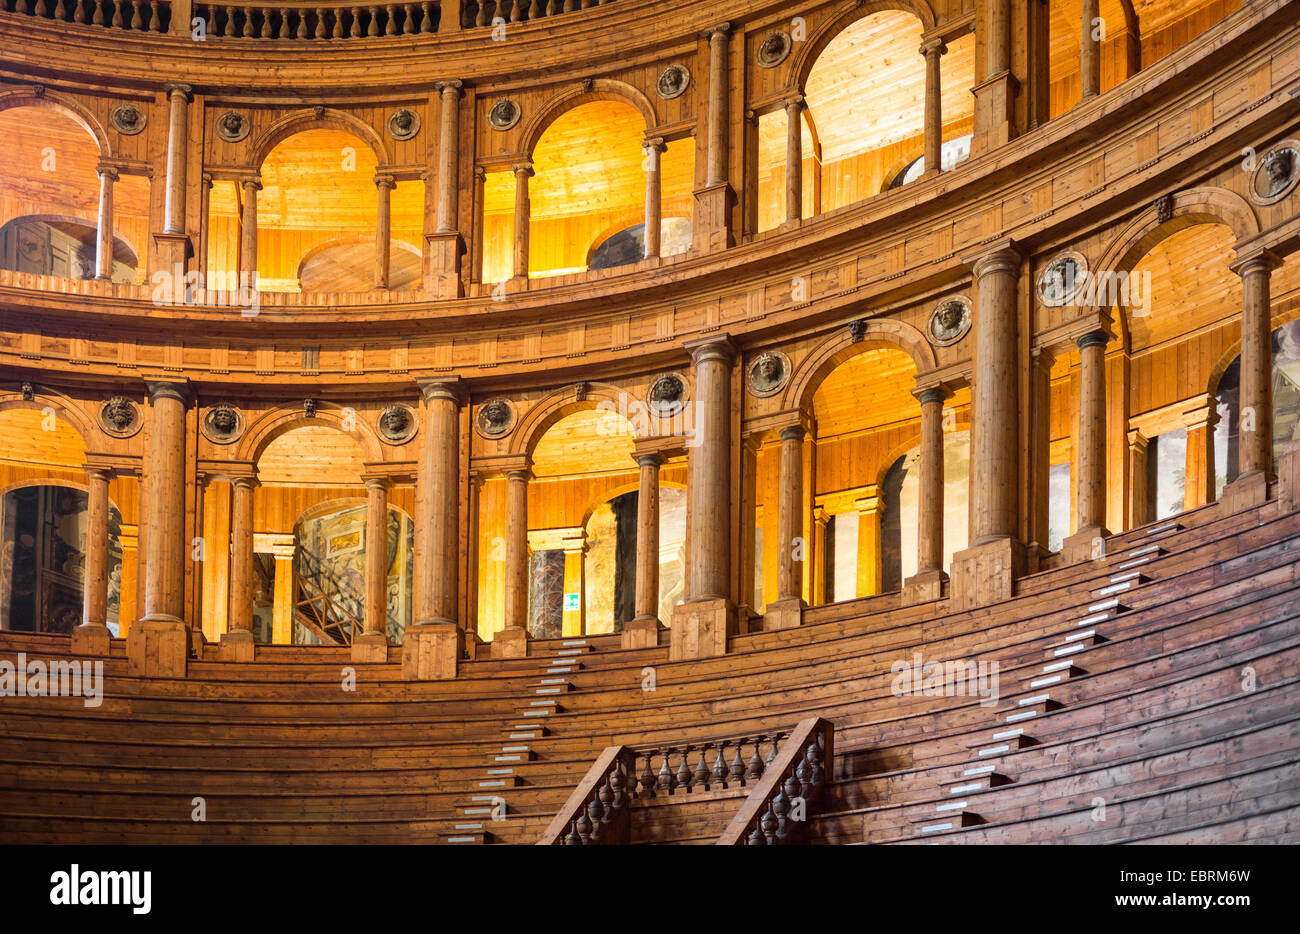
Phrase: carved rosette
[
  {"left": 756, "top": 31, "right": 792, "bottom": 68},
  {"left": 657, "top": 65, "right": 691, "bottom": 100},
  {"left": 387, "top": 108, "right": 421, "bottom": 141},
  {"left": 110, "top": 104, "right": 146, "bottom": 136},
  {"left": 216, "top": 111, "right": 250, "bottom": 143},
  {"left": 377, "top": 403, "right": 418, "bottom": 445},
  {"left": 488, "top": 98, "right": 521, "bottom": 131},
  {"left": 99, "top": 396, "right": 141, "bottom": 438}
]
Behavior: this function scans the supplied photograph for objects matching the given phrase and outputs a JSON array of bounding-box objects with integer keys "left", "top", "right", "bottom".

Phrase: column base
[
  {"left": 1061, "top": 526, "right": 1111, "bottom": 565},
  {"left": 669, "top": 597, "right": 737, "bottom": 661},
  {"left": 691, "top": 182, "right": 735, "bottom": 253},
  {"left": 402, "top": 621, "right": 461, "bottom": 680},
  {"left": 424, "top": 231, "right": 464, "bottom": 298},
  {"left": 152, "top": 231, "right": 190, "bottom": 280},
  {"left": 350, "top": 632, "right": 389, "bottom": 663},
  {"left": 491, "top": 625, "right": 529, "bottom": 658},
  {"left": 70, "top": 623, "right": 112, "bottom": 657},
  {"left": 760, "top": 596, "right": 804, "bottom": 631},
  {"left": 219, "top": 628, "right": 255, "bottom": 662},
  {"left": 621, "top": 615, "right": 663, "bottom": 649},
  {"left": 949, "top": 537, "right": 1025, "bottom": 613},
  {"left": 127, "top": 614, "right": 189, "bottom": 678},
  {"left": 970, "top": 71, "right": 1020, "bottom": 156},
  {"left": 901, "top": 568, "right": 948, "bottom": 606},
  {"left": 1222, "top": 470, "right": 1271, "bottom": 513}
]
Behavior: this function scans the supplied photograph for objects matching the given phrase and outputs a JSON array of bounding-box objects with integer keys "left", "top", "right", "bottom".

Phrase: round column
[
  {"left": 503, "top": 467, "right": 532, "bottom": 628},
  {"left": 633, "top": 453, "right": 663, "bottom": 621},
  {"left": 143, "top": 381, "right": 188, "bottom": 622},
  {"left": 419, "top": 382, "right": 461, "bottom": 625},
  {"left": 512, "top": 162, "right": 534, "bottom": 281},
  {"left": 162, "top": 83, "right": 193, "bottom": 235},
  {"left": 916, "top": 388, "right": 948, "bottom": 573},
  {"left": 921, "top": 39, "right": 946, "bottom": 173},
  {"left": 643, "top": 137, "right": 665, "bottom": 259},
  {"left": 1076, "top": 330, "right": 1109, "bottom": 531},
  {"left": 776, "top": 425, "right": 805, "bottom": 600},
  {"left": 363, "top": 477, "right": 390, "bottom": 638},
  {"left": 82, "top": 467, "right": 113, "bottom": 626},
  {"left": 374, "top": 173, "right": 395, "bottom": 289},
  {"left": 784, "top": 96, "right": 804, "bottom": 223},
  {"left": 239, "top": 178, "right": 261, "bottom": 281},
  {"left": 228, "top": 476, "right": 257, "bottom": 635},
  {"left": 1236, "top": 253, "right": 1279, "bottom": 478},
  {"left": 436, "top": 80, "right": 463, "bottom": 234},
  {"left": 95, "top": 166, "right": 118, "bottom": 280},
  {"left": 705, "top": 24, "right": 732, "bottom": 187},
  {"left": 687, "top": 339, "right": 734, "bottom": 601}
]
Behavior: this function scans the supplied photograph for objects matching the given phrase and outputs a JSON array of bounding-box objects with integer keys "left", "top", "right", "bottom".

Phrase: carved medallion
[
  {"left": 1036, "top": 251, "right": 1089, "bottom": 307},
  {"left": 377, "top": 403, "right": 418, "bottom": 445},
  {"left": 202, "top": 404, "right": 244, "bottom": 445},
  {"left": 927, "top": 296, "right": 972, "bottom": 347},
  {"left": 216, "top": 111, "right": 250, "bottom": 143},
  {"left": 1250, "top": 141, "right": 1299, "bottom": 205},
  {"left": 747, "top": 351, "right": 791, "bottom": 398},
  {"left": 21, "top": 382, "right": 34, "bottom": 402},
  {"left": 488, "top": 98, "right": 521, "bottom": 132},
  {"left": 303, "top": 398, "right": 318, "bottom": 419},
  {"left": 110, "top": 103, "right": 146, "bottom": 136},
  {"left": 756, "top": 31, "right": 792, "bottom": 68},
  {"left": 99, "top": 396, "right": 141, "bottom": 438},
  {"left": 657, "top": 65, "right": 691, "bottom": 100},
  {"left": 648, "top": 372, "right": 688, "bottom": 415},
  {"left": 475, "top": 398, "right": 516, "bottom": 439},
  {"left": 387, "top": 108, "right": 421, "bottom": 141}
]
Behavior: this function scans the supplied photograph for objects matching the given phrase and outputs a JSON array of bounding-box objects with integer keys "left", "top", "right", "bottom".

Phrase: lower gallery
[{"left": 0, "top": 0, "right": 1298, "bottom": 852}]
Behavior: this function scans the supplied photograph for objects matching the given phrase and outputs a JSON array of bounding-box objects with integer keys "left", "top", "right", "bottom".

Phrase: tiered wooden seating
[{"left": 2, "top": 496, "right": 1298, "bottom": 844}]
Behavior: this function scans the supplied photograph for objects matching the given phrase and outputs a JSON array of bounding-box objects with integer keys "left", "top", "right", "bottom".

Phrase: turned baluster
[
  {"left": 91, "top": 0, "right": 103, "bottom": 25},
  {"left": 329, "top": 7, "right": 342, "bottom": 36},
  {"left": 508, "top": 0, "right": 521, "bottom": 23},
  {"left": 565, "top": 818, "right": 581, "bottom": 845},
  {"left": 311, "top": 7, "right": 324, "bottom": 36},
  {"left": 276, "top": 6, "right": 289, "bottom": 35},
  {"left": 73, "top": 0, "right": 86, "bottom": 23},
  {"left": 128, "top": 0, "right": 141, "bottom": 27},
  {"left": 729, "top": 739, "right": 746, "bottom": 784},
  {"left": 53, "top": 0, "right": 66, "bottom": 20},
  {"left": 638, "top": 751, "right": 657, "bottom": 798},
  {"left": 527, "top": 0, "right": 539, "bottom": 19},
  {"left": 575, "top": 806, "right": 593, "bottom": 844},
  {"left": 33, "top": 0, "right": 47, "bottom": 17},
  {"left": 420, "top": 0, "right": 432, "bottom": 31},
  {"left": 473, "top": 0, "right": 485, "bottom": 26},
  {"left": 564, "top": 0, "right": 575, "bottom": 12},
  {"left": 658, "top": 748, "right": 677, "bottom": 794},
  {"left": 365, "top": 4, "right": 377, "bottom": 33},
  {"left": 587, "top": 795, "right": 605, "bottom": 837},
  {"left": 291, "top": 7, "right": 304, "bottom": 36},
  {"left": 238, "top": 6, "right": 251, "bottom": 35},
  {"left": 16, "top": 0, "right": 30, "bottom": 15},
  {"left": 712, "top": 741, "right": 730, "bottom": 787},
  {"left": 747, "top": 820, "right": 766, "bottom": 846},
  {"left": 691, "top": 744, "right": 710, "bottom": 789},
  {"left": 147, "top": 0, "right": 159, "bottom": 30},
  {"left": 675, "top": 745, "right": 694, "bottom": 791},
  {"left": 759, "top": 808, "right": 778, "bottom": 845},
  {"left": 110, "top": 1, "right": 122, "bottom": 27},
  {"left": 746, "top": 735, "right": 766, "bottom": 781},
  {"left": 258, "top": 6, "right": 270, "bottom": 35},
  {"left": 381, "top": 3, "right": 392, "bottom": 33},
  {"left": 348, "top": 6, "right": 359, "bottom": 35},
  {"left": 771, "top": 787, "right": 790, "bottom": 841},
  {"left": 766, "top": 732, "right": 784, "bottom": 768}
]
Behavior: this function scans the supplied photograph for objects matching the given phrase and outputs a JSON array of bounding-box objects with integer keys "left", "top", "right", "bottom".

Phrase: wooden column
[
  {"left": 812, "top": 504, "right": 831, "bottom": 605},
  {"left": 374, "top": 173, "right": 395, "bottom": 289},
  {"left": 162, "top": 83, "right": 192, "bottom": 235},
  {"left": 904, "top": 387, "right": 949, "bottom": 603},
  {"left": 270, "top": 542, "right": 295, "bottom": 645},
  {"left": 1080, "top": 0, "right": 1101, "bottom": 100},
  {"left": 128, "top": 380, "right": 190, "bottom": 678},
  {"left": 435, "top": 81, "right": 462, "bottom": 233},
  {"left": 512, "top": 162, "right": 534, "bottom": 284},
  {"left": 972, "top": 0, "right": 1017, "bottom": 154},
  {"left": 118, "top": 524, "right": 139, "bottom": 639},
  {"left": 94, "top": 165, "right": 118, "bottom": 280},
  {"left": 766, "top": 425, "right": 806, "bottom": 629},
  {"left": 72, "top": 466, "right": 113, "bottom": 655},
  {"left": 921, "top": 38, "right": 946, "bottom": 175},
  {"left": 1063, "top": 329, "right": 1111, "bottom": 562},
  {"left": 671, "top": 336, "right": 738, "bottom": 659},
  {"left": 220, "top": 476, "right": 257, "bottom": 661},
  {"left": 643, "top": 137, "right": 666, "bottom": 259},
  {"left": 951, "top": 242, "right": 1025, "bottom": 610},
  {"left": 561, "top": 532, "right": 586, "bottom": 637},
  {"left": 1183, "top": 402, "right": 1217, "bottom": 512},
  {"left": 1224, "top": 250, "right": 1282, "bottom": 509},
  {"left": 1127, "top": 430, "right": 1152, "bottom": 528},
  {"left": 784, "top": 96, "right": 804, "bottom": 224},
  {"left": 239, "top": 178, "right": 261, "bottom": 281},
  {"left": 353, "top": 477, "right": 391, "bottom": 662},
  {"left": 405, "top": 380, "right": 463, "bottom": 679},
  {"left": 694, "top": 23, "right": 734, "bottom": 252},
  {"left": 624, "top": 452, "right": 664, "bottom": 648},
  {"left": 496, "top": 466, "right": 532, "bottom": 657},
  {"left": 1027, "top": 349, "right": 1056, "bottom": 563}
]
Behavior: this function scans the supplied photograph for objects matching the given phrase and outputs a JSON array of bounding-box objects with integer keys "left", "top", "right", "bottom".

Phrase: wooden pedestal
[
  {"left": 669, "top": 597, "right": 737, "bottom": 660},
  {"left": 949, "top": 537, "right": 1025, "bottom": 613},
  {"left": 402, "top": 622, "right": 461, "bottom": 680}
]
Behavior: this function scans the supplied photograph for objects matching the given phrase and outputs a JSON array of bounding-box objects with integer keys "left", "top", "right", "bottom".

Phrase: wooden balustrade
[
  {"left": 632, "top": 731, "right": 788, "bottom": 797},
  {"left": 7, "top": 0, "right": 171, "bottom": 31},
  {"left": 537, "top": 744, "right": 637, "bottom": 845},
  {"left": 716, "top": 717, "right": 832, "bottom": 845}
]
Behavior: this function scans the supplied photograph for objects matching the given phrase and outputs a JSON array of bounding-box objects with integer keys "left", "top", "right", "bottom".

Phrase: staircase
[{"left": 444, "top": 638, "right": 596, "bottom": 843}]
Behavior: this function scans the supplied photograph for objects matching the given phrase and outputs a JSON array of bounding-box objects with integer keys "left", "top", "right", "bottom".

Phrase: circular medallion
[
  {"left": 377, "top": 403, "right": 418, "bottom": 445},
  {"left": 110, "top": 104, "right": 146, "bottom": 136},
  {"left": 756, "top": 31, "right": 792, "bottom": 68},
  {"left": 657, "top": 65, "right": 691, "bottom": 100},
  {"left": 387, "top": 108, "right": 421, "bottom": 141},
  {"left": 99, "top": 396, "right": 141, "bottom": 438},
  {"left": 475, "top": 398, "right": 516, "bottom": 439},
  {"left": 216, "top": 111, "right": 250, "bottom": 143},
  {"left": 747, "top": 351, "right": 791, "bottom": 398},
  {"left": 202, "top": 405, "right": 244, "bottom": 445},
  {"left": 1036, "top": 251, "right": 1090, "bottom": 307},
  {"left": 1250, "top": 141, "right": 1299, "bottom": 205},
  {"left": 927, "top": 296, "right": 972, "bottom": 347},
  {"left": 488, "top": 98, "right": 521, "bottom": 132},
  {"left": 647, "top": 372, "right": 689, "bottom": 416}
]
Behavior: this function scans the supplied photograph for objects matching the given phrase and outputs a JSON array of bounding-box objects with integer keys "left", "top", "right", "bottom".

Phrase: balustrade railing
[
  {"left": 537, "top": 745, "right": 636, "bottom": 845},
  {"left": 630, "top": 730, "right": 788, "bottom": 798},
  {"left": 716, "top": 716, "right": 833, "bottom": 845},
  {"left": 4, "top": 0, "right": 171, "bottom": 32},
  {"left": 191, "top": 1, "right": 438, "bottom": 38}
]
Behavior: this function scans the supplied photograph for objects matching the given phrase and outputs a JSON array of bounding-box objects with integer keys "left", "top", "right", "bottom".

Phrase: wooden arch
[
  {"left": 0, "top": 87, "right": 111, "bottom": 157},
  {"left": 235, "top": 405, "right": 385, "bottom": 466},
  {"left": 520, "top": 79, "right": 658, "bottom": 159},
  {"left": 791, "top": 0, "right": 937, "bottom": 94},
  {"left": 782, "top": 317, "right": 938, "bottom": 413},
  {"left": 509, "top": 382, "right": 644, "bottom": 458},
  {"left": 250, "top": 108, "right": 391, "bottom": 169}
]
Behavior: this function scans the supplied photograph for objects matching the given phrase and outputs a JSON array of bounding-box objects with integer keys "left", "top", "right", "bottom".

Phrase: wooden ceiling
[
  {"left": 297, "top": 239, "right": 422, "bottom": 292},
  {"left": 811, "top": 345, "right": 919, "bottom": 438},
  {"left": 804, "top": 12, "right": 975, "bottom": 166},
  {"left": 531, "top": 408, "right": 636, "bottom": 479},
  {"left": 256, "top": 425, "right": 366, "bottom": 486},
  {"left": 0, "top": 409, "right": 87, "bottom": 470}
]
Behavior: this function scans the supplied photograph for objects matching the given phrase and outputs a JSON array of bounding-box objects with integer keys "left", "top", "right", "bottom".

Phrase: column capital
[
  {"left": 512, "top": 162, "right": 535, "bottom": 179},
  {"left": 362, "top": 475, "right": 393, "bottom": 492},
  {"left": 83, "top": 464, "right": 115, "bottom": 482},
  {"left": 702, "top": 21, "right": 731, "bottom": 40},
  {"left": 374, "top": 173, "right": 397, "bottom": 191},
  {"left": 1126, "top": 427, "right": 1148, "bottom": 449},
  {"left": 96, "top": 164, "right": 120, "bottom": 182},
  {"left": 642, "top": 135, "right": 667, "bottom": 153},
  {"left": 418, "top": 377, "right": 464, "bottom": 405},
  {"left": 1076, "top": 329, "right": 1111, "bottom": 351},
  {"left": 144, "top": 379, "right": 190, "bottom": 404},
  {"left": 784, "top": 94, "right": 806, "bottom": 113},
  {"left": 920, "top": 37, "right": 948, "bottom": 57},
  {"left": 963, "top": 239, "right": 1024, "bottom": 277},
  {"left": 1228, "top": 248, "right": 1283, "bottom": 278},
  {"left": 778, "top": 424, "right": 806, "bottom": 443},
  {"left": 435, "top": 79, "right": 465, "bottom": 95},
  {"left": 473, "top": 165, "right": 487, "bottom": 182},
  {"left": 163, "top": 83, "right": 194, "bottom": 101},
  {"left": 230, "top": 474, "right": 260, "bottom": 491},
  {"left": 634, "top": 451, "right": 665, "bottom": 469},
  {"left": 506, "top": 466, "right": 533, "bottom": 484},
  {"left": 914, "top": 385, "right": 951, "bottom": 406},
  {"left": 683, "top": 333, "right": 737, "bottom": 365},
  {"left": 240, "top": 176, "right": 263, "bottom": 193}
]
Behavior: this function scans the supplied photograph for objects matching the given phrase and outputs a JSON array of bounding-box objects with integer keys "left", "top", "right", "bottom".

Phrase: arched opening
[
  {"left": 206, "top": 128, "right": 421, "bottom": 292},
  {"left": 0, "top": 105, "right": 148, "bottom": 284},
  {"left": 790, "top": 10, "right": 974, "bottom": 219},
  {"left": 587, "top": 217, "right": 693, "bottom": 270},
  {"left": 1214, "top": 319, "right": 1300, "bottom": 496}
]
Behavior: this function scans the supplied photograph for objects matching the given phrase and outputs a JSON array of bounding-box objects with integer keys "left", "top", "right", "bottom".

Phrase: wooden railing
[
  {"left": 537, "top": 745, "right": 637, "bottom": 845},
  {"left": 630, "top": 730, "right": 790, "bottom": 797},
  {"left": 4, "top": 0, "right": 171, "bottom": 32},
  {"left": 716, "top": 717, "right": 833, "bottom": 845}
]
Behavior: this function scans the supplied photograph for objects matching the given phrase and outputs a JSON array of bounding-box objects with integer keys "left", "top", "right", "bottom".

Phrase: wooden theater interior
[{"left": 0, "top": 0, "right": 1298, "bottom": 844}]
